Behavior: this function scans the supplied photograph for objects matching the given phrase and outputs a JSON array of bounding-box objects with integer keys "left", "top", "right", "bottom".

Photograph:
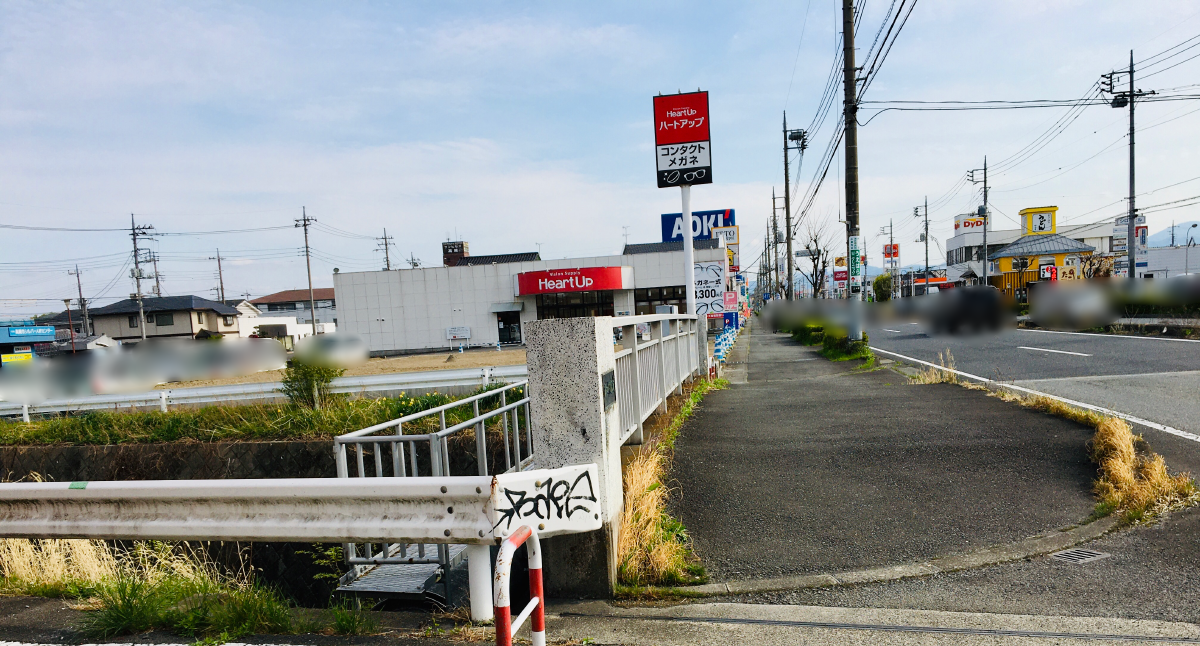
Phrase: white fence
[
  {"left": 0, "top": 365, "right": 528, "bottom": 418},
  {"left": 613, "top": 314, "right": 702, "bottom": 444}
]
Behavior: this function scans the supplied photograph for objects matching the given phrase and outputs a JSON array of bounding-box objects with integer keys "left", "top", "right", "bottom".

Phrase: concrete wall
[{"left": 334, "top": 248, "right": 725, "bottom": 354}]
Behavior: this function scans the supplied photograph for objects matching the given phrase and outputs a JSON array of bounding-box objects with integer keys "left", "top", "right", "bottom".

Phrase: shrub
[
  {"left": 790, "top": 322, "right": 825, "bottom": 346},
  {"left": 280, "top": 359, "right": 345, "bottom": 409},
  {"left": 818, "top": 326, "right": 870, "bottom": 361},
  {"left": 872, "top": 273, "right": 893, "bottom": 301}
]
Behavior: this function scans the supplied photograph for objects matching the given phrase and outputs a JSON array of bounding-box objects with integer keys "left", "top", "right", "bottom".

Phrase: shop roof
[
  {"left": 456, "top": 252, "right": 541, "bottom": 266},
  {"left": 623, "top": 239, "right": 723, "bottom": 255},
  {"left": 90, "top": 296, "right": 240, "bottom": 316},
  {"left": 251, "top": 289, "right": 335, "bottom": 304},
  {"left": 988, "top": 234, "right": 1095, "bottom": 260}
]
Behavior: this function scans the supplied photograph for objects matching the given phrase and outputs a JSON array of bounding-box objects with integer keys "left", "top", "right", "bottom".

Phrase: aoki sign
[{"left": 515, "top": 266, "right": 633, "bottom": 296}]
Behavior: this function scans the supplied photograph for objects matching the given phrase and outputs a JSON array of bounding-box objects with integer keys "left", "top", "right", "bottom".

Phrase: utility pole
[
  {"left": 783, "top": 113, "right": 808, "bottom": 301},
  {"left": 1102, "top": 52, "right": 1153, "bottom": 281},
  {"left": 969, "top": 157, "right": 990, "bottom": 284},
  {"left": 406, "top": 253, "right": 421, "bottom": 269},
  {"left": 771, "top": 190, "right": 782, "bottom": 298},
  {"left": 210, "top": 249, "right": 226, "bottom": 302},
  {"left": 129, "top": 215, "right": 154, "bottom": 341},
  {"left": 377, "top": 229, "right": 395, "bottom": 270},
  {"left": 915, "top": 198, "right": 929, "bottom": 293},
  {"left": 842, "top": 0, "right": 863, "bottom": 338},
  {"left": 151, "top": 253, "right": 162, "bottom": 297},
  {"left": 63, "top": 299, "right": 76, "bottom": 353},
  {"left": 296, "top": 207, "right": 321, "bottom": 334},
  {"left": 880, "top": 220, "right": 897, "bottom": 300},
  {"left": 68, "top": 265, "right": 90, "bottom": 337}
]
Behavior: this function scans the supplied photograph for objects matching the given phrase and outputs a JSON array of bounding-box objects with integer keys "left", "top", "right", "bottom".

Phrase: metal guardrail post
[
  {"left": 621, "top": 323, "right": 643, "bottom": 444},
  {"left": 494, "top": 525, "right": 544, "bottom": 646},
  {"left": 474, "top": 399, "right": 487, "bottom": 476}
]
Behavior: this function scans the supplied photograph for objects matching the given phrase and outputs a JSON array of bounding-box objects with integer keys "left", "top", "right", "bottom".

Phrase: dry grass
[
  {"left": 908, "top": 349, "right": 958, "bottom": 384},
  {"left": 1089, "top": 417, "right": 1197, "bottom": 524},
  {"left": 615, "top": 380, "right": 724, "bottom": 587},
  {"left": 0, "top": 538, "right": 118, "bottom": 598}
]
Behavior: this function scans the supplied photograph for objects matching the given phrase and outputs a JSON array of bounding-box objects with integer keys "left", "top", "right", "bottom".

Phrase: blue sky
[{"left": 3, "top": 1, "right": 1200, "bottom": 314}]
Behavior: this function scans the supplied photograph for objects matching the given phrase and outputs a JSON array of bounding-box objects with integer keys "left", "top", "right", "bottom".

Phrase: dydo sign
[{"left": 654, "top": 91, "right": 712, "bottom": 188}]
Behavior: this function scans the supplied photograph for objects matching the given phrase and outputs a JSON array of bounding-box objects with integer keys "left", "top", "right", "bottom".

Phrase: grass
[
  {"left": 0, "top": 385, "right": 521, "bottom": 446},
  {"left": 616, "top": 378, "right": 726, "bottom": 588},
  {"left": 905, "top": 352, "right": 1198, "bottom": 525},
  {"left": 0, "top": 538, "right": 383, "bottom": 641},
  {"left": 907, "top": 350, "right": 959, "bottom": 384}
]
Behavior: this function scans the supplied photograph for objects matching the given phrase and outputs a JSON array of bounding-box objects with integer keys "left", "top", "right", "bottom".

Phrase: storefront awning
[{"left": 489, "top": 302, "right": 524, "bottom": 313}]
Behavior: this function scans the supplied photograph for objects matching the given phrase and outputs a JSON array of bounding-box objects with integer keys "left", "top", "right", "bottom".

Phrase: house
[
  {"left": 251, "top": 288, "right": 337, "bottom": 326},
  {"left": 223, "top": 299, "right": 262, "bottom": 318},
  {"left": 89, "top": 296, "right": 242, "bottom": 342}
]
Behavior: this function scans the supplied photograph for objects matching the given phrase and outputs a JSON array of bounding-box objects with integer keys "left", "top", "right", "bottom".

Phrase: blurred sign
[
  {"left": 711, "top": 225, "right": 739, "bottom": 245},
  {"left": 1, "top": 353, "right": 32, "bottom": 365},
  {"left": 849, "top": 236, "right": 862, "bottom": 279},
  {"left": 446, "top": 326, "right": 471, "bottom": 340},
  {"left": 1039, "top": 265, "right": 1058, "bottom": 280},
  {"left": 883, "top": 243, "right": 899, "bottom": 258},
  {"left": 723, "top": 291, "right": 738, "bottom": 310},
  {"left": 662, "top": 209, "right": 735, "bottom": 242},
  {"left": 1020, "top": 206, "right": 1057, "bottom": 235},
  {"left": 654, "top": 91, "right": 712, "bottom": 188},
  {"left": 834, "top": 256, "right": 847, "bottom": 267},
  {"left": 833, "top": 269, "right": 848, "bottom": 281},
  {"left": 955, "top": 214, "right": 987, "bottom": 233},
  {"left": 12, "top": 346, "right": 30, "bottom": 354}
]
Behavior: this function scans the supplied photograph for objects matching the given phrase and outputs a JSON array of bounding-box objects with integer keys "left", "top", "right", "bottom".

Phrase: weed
[
  {"left": 1089, "top": 416, "right": 1197, "bottom": 524},
  {"left": 329, "top": 598, "right": 378, "bottom": 636},
  {"left": 617, "top": 379, "right": 723, "bottom": 587},
  {"left": 908, "top": 350, "right": 958, "bottom": 384},
  {"left": 280, "top": 359, "right": 345, "bottom": 409}
]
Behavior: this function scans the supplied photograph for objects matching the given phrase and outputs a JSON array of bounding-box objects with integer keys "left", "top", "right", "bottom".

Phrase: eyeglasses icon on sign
[{"left": 683, "top": 169, "right": 706, "bottom": 182}]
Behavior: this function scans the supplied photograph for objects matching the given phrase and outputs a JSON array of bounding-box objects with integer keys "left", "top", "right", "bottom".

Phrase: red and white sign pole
[{"left": 654, "top": 91, "right": 712, "bottom": 317}]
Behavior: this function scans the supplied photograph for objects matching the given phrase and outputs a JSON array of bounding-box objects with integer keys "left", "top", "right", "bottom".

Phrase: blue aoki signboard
[
  {"left": 661, "top": 209, "right": 736, "bottom": 242},
  {"left": 0, "top": 326, "right": 55, "bottom": 343}
]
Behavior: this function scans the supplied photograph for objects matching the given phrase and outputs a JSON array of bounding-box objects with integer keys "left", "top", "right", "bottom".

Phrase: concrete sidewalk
[
  {"left": 670, "top": 325, "right": 1098, "bottom": 582},
  {"left": 547, "top": 600, "right": 1200, "bottom": 645}
]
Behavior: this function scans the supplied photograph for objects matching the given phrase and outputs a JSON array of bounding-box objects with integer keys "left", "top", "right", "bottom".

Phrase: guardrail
[
  {"left": 0, "top": 364, "right": 528, "bottom": 419},
  {"left": 612, "top": 314, "right": 701, "bottom": 444},
  {"left": 0, "top": 464, "right": 600, "bottom": 625},
  {"left": 334, "top": 380, "right": 533, "bottom": 604}
]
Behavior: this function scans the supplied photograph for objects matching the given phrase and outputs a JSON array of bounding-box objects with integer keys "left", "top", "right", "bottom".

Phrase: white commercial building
[{"left": 334, "top": 240, "right": 732, "bottom": 355}]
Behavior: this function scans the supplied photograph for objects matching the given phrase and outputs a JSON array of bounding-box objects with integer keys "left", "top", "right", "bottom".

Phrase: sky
[{"left": 3, "top": 1, "right": 1200, "bottom": 316}]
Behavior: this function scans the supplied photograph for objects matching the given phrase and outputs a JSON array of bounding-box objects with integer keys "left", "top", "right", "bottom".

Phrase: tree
[
  {"left": 873, "top": 272, "right": 893, "bottom": 301},
  {"left": 1080, "top": 254, "right": 1113, "bottom": 279},
  {"left": 796, "top": 219, "right": 835, "bottom": 298}
]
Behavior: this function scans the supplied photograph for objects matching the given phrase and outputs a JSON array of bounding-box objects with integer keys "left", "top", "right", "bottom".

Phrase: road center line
[
  {"left": 1017, "top": 346, "right": 1092, "bottom": 357},
  {"left": 883, "top": 328, "right": 902, "bottom": 333},
  {"left": 869, "top": 345, "right": 1200, "bottom": 445}
]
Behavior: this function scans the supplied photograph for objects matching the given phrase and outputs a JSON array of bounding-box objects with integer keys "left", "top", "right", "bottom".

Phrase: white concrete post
[
  {"left": 159, "top": 390, "right": 168, "bottom": 413},
  {"left": 524, "top": 316, "right": 623, "bottom": 597},
  {"left": 466, "top": 544, "right": 493, "bottom": 621},
  {"left": 621, "top": 323, "right": 643, "bottom": 445}
]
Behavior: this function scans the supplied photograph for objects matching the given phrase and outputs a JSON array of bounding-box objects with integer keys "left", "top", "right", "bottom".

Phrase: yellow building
[{"left": 987, "top": 206, "right": 1095, "bottom": 299}]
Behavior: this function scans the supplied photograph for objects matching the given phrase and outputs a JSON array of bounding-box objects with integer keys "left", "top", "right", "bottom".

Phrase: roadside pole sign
[
  {"left": 849, "top": 236, "right": 862, "bottom": 287},
  {"left": 653, "top": 92, "right": 712, "bottom": 188},
  {"left": 723, "top": 291, "right": 738, "bottom": 311}
]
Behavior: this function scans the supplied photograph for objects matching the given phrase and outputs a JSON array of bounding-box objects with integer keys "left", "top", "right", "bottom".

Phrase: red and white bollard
[{"left": 494, "top": 525, "right": 544, "bottom": 646}]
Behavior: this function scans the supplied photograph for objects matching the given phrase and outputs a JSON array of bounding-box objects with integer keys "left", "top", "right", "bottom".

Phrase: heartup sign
[{"left": 653, "top": 92, "right": 712, "bottom": 189}]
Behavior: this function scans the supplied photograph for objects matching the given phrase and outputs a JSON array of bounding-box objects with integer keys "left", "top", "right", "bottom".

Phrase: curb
[{"left": 681, "top": 515, "right": 1120, "bottom": 597}]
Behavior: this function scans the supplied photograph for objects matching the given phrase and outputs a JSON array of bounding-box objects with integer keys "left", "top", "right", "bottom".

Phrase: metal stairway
[{"left": 337, "top": 543, "right": 468, "bottom": 602}]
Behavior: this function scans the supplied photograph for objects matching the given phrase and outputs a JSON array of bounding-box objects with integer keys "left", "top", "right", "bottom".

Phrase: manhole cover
[{"left": 1051, "top": 548, "right": 1110, "bottom": 564}]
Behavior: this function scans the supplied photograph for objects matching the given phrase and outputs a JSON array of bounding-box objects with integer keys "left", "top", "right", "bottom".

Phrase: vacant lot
[{"left": 156, "top": 347, "right": 527, "bottom": 390}]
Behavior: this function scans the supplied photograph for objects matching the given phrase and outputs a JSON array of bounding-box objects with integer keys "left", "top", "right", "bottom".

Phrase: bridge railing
[{"left": 612, "top": 314, "right": 701, "bottom": 444}]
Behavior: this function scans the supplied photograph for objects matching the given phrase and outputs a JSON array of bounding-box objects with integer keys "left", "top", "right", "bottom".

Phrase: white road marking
[
  {"left": 1017, "top": 346, "right": 1092, "bottom": 357},
  {"left": 870, "top": 345, "right": 1200, "bottom": 445},
  {"left": 1019, "top": 327, "right": 1200, "bottom": 343},
  {"left": 883, "top": 328, "right": 903, "bottom": 333}
]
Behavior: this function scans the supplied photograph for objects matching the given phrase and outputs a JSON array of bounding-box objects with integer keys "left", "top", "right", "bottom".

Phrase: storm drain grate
[{"left": 1051, "top": 548, "right": 1110, "bottom": 564}]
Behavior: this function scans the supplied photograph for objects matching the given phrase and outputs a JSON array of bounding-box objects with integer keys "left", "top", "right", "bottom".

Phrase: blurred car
[
  {"left": 928, "top": 286, "right": 1009, "bottom": 335},
  {"left": 294, "top": 333, "right": 369, "bottom": 368}
]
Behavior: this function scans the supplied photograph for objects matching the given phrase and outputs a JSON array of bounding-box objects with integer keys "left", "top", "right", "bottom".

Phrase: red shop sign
[{"left": 516, "top": 266, "right": 631, "bottom": 295}]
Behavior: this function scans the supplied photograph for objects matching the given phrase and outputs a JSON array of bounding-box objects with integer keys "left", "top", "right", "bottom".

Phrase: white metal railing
[
  {"left": 613, "top": 314, "right": 702, "bottom": 444},
  {"left": 0, "top": 365, "right": 528, "bottom": 419},
  {"left": 333, "top": 380, "right": 533, "bottom": 589}
]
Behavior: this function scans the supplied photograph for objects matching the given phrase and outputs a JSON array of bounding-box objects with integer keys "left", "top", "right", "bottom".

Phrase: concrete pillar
[{"left": 524, "top": 317, "right": 623, "bottom": 598}]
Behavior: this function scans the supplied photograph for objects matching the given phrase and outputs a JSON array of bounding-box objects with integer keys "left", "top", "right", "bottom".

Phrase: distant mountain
[{"left": 1149, "top": 221, "right": 1200, "bottom": 247}]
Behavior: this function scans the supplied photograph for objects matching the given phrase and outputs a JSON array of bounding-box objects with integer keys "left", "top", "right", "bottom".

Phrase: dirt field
[{"left": 155, "top": 347, "right": 527, "bottom": 390}]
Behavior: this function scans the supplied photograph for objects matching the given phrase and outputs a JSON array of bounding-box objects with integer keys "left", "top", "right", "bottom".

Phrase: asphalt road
[
  {"left": 867, "top": 324, "right": 1200, "bottom": 475},
  {"left": 670, "top": 325, "right": 1096, "bottom": 581}
]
